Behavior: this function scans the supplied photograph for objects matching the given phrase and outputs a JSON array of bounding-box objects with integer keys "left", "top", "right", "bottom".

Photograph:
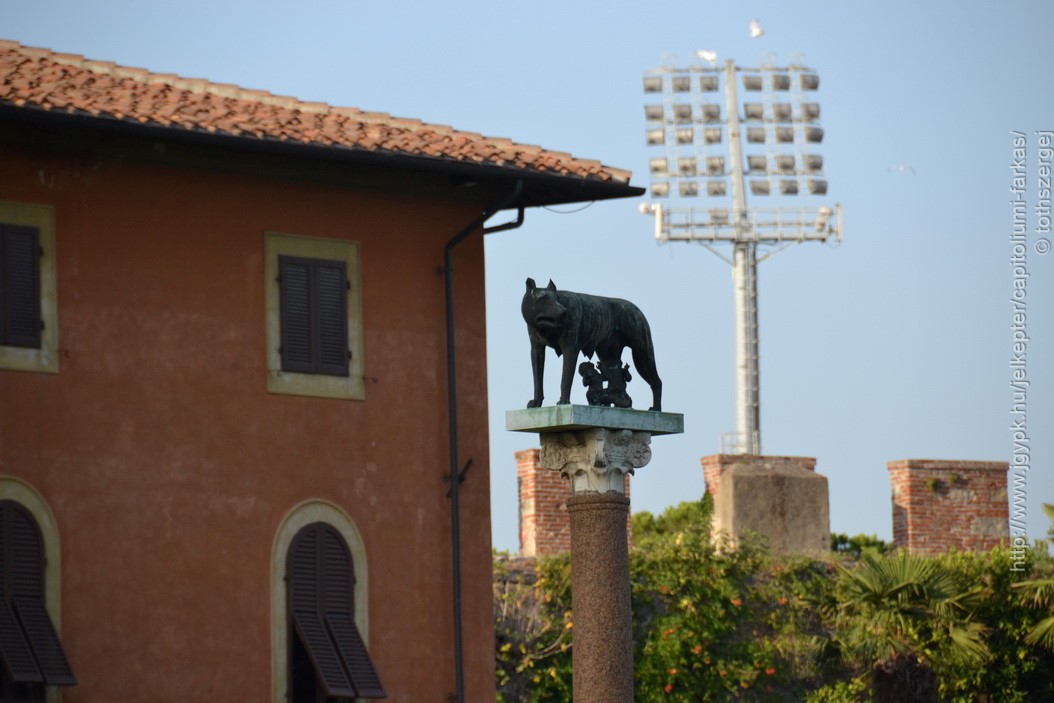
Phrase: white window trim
[
  {"left": 264, "top": 232, "right": 364, "bottom": 400},
  {"left": 271, "top": 499, "right": 370, "bottom": 703},
  {"left": 0, "top": 201, "right": 58, "bottom": 374}
]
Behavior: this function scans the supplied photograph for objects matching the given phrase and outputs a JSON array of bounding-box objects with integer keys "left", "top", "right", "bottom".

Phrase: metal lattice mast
[
  {"left": 641, "top": 53, "right": 842, "bottom": 455},
  {"left": 723, "top": 58, "right": 761, "bottom": 454}
]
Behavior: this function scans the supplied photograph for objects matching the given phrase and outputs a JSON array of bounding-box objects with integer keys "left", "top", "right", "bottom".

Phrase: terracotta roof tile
[{"left": 0, "top": 40, "right": 631, "bottom": 184}]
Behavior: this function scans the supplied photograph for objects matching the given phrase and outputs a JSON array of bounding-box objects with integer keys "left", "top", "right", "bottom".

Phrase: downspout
[{"left": 445, "top": 179, "right": 524, "bottom": 703}]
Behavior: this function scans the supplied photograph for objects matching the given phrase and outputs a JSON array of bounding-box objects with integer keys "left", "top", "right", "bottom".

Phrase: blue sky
[{"left": 4, "top": 0, "right": 1051, "bottom": 553}]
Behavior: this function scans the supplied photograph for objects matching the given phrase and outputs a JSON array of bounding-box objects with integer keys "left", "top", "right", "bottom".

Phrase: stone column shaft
[{"left": 567, "top": 492, "right": 634, "bottom": 702}]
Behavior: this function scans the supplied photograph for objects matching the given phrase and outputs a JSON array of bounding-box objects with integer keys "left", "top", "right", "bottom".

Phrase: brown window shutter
[
  {"left": 278, "top": 255, "right": 349, "bottom": 377},
  {"left": 0, "top": 501, "right": 75, "bottom": 687},
  {"left": 315, "top": 260, "right": 349, "bottom": 377},
  {"left": 278, "top": 256, "right": 314, "bottom": 373},
  {"left": 0, "top": 225, "right": 42, "bottom": 349},
  {"left": 13, "top": 597, "right": 76, "bottom": 685},
  {"left": 291, "top": 609, "right": 356, "bottom": 698},
  {"left": 0, "top": 597, "right": 42, "bottom": 683},
  {"left": 288, "top": 523, "right": 385, "bottom": 699},
  {"left": 326, "top": 611, "right": 387, "bottom": 698}
]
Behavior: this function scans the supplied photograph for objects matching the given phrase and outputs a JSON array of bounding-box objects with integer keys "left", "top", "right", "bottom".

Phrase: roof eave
[{"left": 0, "top": 102, "right": 645, "bottom": 209}]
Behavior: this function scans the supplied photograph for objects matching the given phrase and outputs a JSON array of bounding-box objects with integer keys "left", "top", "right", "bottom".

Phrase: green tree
[
  {"left": 824, "top": 552, "right": 989, "bottom": 703},
  {"left": 830, "top": 533, "right": 891, "bottom": 558},
  {"left": 1011, "top": 504, "right": 1054, "bottom": 653}
]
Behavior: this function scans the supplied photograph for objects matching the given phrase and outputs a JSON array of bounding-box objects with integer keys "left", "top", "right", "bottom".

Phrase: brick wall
[
  {"left": 515, "top": 448, "right": 631, "bottom": 556},
  {"left": 888, "top": 459, "right": 1009, "bottom": 555}
]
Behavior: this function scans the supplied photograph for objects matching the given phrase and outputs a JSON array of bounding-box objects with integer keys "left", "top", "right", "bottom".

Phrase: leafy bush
[{"left": 494, "top": 500, "right": 1054, "bottom": 702}]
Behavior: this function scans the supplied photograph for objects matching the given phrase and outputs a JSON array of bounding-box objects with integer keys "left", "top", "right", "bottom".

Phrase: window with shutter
[
  {"left": 0, "top": 202, "right": 57, "bottom": 374},
  {"left": 264, "top": 233, "right": 363, "bottom": 400},
  {"left": 278, "top": 256, "right": 349, "bottom": 377},
  {"left": 0, "top": 501, "right": 76, "bottom": 701},
  {"left": 287, "top": 522, "right": 386, "bottom": 701}
]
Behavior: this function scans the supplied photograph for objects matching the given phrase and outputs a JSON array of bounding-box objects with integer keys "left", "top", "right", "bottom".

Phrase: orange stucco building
[{"left": 0, "top": 41, "right": 640, "bottom": 702}]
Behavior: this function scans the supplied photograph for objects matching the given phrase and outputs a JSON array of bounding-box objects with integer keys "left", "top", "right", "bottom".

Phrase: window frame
[
  {"left": 264, "top": 232, "right": 364, "bottom": 400},
  {"left": 271, "top": 501, "right": 371, "bottom": 703},
  {"left": 0, "top": 478, "right": 66, "bottom": 703},
  {"left": 0, "top": 202, "right": 57, "bottom": 374}
]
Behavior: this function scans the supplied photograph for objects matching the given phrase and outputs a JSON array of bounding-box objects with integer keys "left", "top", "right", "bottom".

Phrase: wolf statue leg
[
  {"left": 558, "top": 345, "right": 579, "bottom": 405},
  {"left": 631, "top": 344, "right": 662, "bottom": 412},
  {"left": 528, "top": 340, "right": 546, "bottom": 408}
]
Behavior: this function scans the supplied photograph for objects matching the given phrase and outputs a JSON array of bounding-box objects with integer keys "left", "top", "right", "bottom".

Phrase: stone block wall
[
  {"left": 701, "top": 454, "right": 829, "bottom": 556},
  {"left": 888, "top": 459, "right": 1009, "bottom": 555},
  {"left": 516, "top": 448, "right": 630, "bottom": 556},
  {"left": 701, "top": 454, "right": 817, "bottom": 498}
]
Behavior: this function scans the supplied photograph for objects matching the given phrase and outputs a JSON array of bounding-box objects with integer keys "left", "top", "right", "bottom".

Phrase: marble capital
[{"left": 538, "top": 428, "right": 652, "bottom": 494}]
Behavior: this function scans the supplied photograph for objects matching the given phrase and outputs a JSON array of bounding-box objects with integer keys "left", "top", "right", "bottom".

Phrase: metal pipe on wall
[{"left": 443, "top": 180, "right": 524, "bottom": 703}]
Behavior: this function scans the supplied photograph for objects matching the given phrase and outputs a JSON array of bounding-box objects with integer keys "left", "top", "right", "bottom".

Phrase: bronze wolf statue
[{"left": 522, "top": 278, "right": 662, "bottom": 411}]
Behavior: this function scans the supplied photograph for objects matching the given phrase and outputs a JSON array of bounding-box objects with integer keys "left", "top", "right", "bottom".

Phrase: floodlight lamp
[
  {"left": 747, "top": 127, "right": 766, "bottom": 143},
  {"left": 700, "top": 75, "right": 719, "bottom": 91},
  {"left": 803, "top": 154, "right": 823, "bottom": 173},
  {"left": 706, "top": 156, "right": 725, "bottom": 176},
  {"left": 772, "top": 103, "right": 791, "bottom": 122},
  {"left": 651, "top": 182, "right": 669, "bottom": 197},
  {"left": 805, "top": 127, "right": 824, "bottom": 144},
  {"left": 704, "top": 127, "right": 722, "bottom": 144},
  {"left": 747, "top": 155, "right": 767, "bottom": 173},
  {"left": 771, "top": 74, "right": 790, "bottom": 91},
  {"left": 750, "top": 180, "right": 771, "bottom": 195},
  {"left": 649, "top": 157, "right": 669, "bottom": 175},
  {"left": 638, "top": 202, "right": 656, "bottom": 215},
  {"left": 673, "top": 104, "right": 693, "bottom": 123},
  {"left": 744, "top": 103, "right": 764, "bottom": 121},
  {"left": 646, "top": 129, "right": 665, "bottom": 146},
  {"left": 679, "top": 182, "right": 699, "bottom": 197},
  {"left": 678, "top": 157, "right": 698, "bottom": 175},
  {"left": 644, "top": 105, "right": 664, "bottom": 122},
  {"left": 707, "top": 180, "right": 727, "bottom": 196},
  {"left": 808, "top": 179, "right": 828, "bottom": 195},
  {"left": 675, "top": 128, "right": 694, "bottom": 145},
  {"left": 710, "top": 208, "right": 730, "bottom": 223},
  {"left": 801, "top": 103, "right": 820, "bottom": 121},
  {"left": 775, "top": 127, "right": 794, "bottom": 143},
  {"left": 779, "top": 179, "right": 799, "bottom": 195},
  {"left": 801, "top": 73, "right": 820, "bottom": 90},
  {"left": 672, "top": 75, "right": 691, "bottom": 92},
  {"left": 643, "top": 76, "right": 663, "bottom": 93},
  {"left": 701, "top": 104, "right": 721, "bottom": 123},
  {"left": 776, "top": 155, "right": 795, "bottom": 173},
  {"left": 743, "top": 75, "right": 763, "bottom": 91}
]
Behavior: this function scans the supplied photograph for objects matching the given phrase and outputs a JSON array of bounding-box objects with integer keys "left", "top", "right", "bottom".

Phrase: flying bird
[
  {"left": 696, "top": 49, "right": 718, "bottom": 64},
  {"left": 889, "top": 163, "right": 917, "bottom": 175},
  {"left": 749, "top": 19, "right": 764, "bottom": 38}
]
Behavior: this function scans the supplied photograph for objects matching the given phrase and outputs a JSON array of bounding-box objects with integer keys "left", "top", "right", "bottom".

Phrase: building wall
[
  {"left": 0, "top": 142, "right": 496, "bottom": 702},
  {"left": 888, "top": 459, "right": 1009, "bottom": 556}
]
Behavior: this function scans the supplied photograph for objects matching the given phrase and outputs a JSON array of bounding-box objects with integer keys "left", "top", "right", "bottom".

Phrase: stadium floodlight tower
[{"left": 640, "top": 52, "right": 842, "bottom": 455}]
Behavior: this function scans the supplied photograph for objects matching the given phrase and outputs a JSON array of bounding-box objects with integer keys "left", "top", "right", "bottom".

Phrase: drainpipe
[{"left": 445, "top": 179, "right": 524, "bottom": 703}]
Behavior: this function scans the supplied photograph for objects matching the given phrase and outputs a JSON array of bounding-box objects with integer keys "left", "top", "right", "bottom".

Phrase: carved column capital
[{"left": 538, "top": 428, "right": 652, "bottom": 494}]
